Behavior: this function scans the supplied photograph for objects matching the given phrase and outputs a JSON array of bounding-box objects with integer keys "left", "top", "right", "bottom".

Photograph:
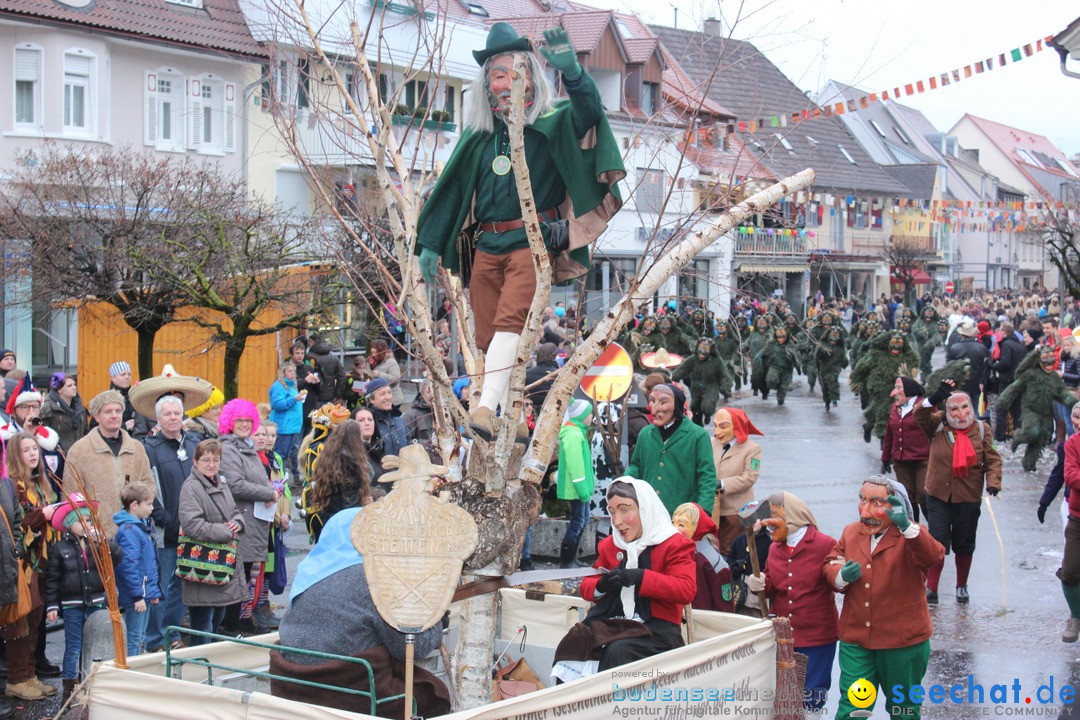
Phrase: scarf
[
  {"left": 768, "top": 491, "right": 817, "bottom": 535},
  {"left": 610, "top": 477, "right": 677, "bottom": 620},
  {"left": 950, "top": 429, "right": 977, "bottom": 478}
]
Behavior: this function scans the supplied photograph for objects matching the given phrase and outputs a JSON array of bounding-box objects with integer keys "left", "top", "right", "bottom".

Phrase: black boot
[
  {"left": 62, "top": 678, "right": 76, "bottom": 705},
  {"left": 0, "top": 696, "right": 11, "bottom": 720},
  {"left": 559, "top": 539, "right": 583, "bottom": 569}
]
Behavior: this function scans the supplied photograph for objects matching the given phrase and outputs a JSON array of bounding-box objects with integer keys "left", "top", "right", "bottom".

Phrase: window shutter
[
  {"left": 144, "top": 71, "right": 158, "bottom": 146},
  {"left": 64, "top": 54, "right": 92, "bottom": 77},
  {"left": 224, "top": 82, "right": 237, "bottom": 152},
  {"left": 15, "top": 49, "right": 40, "bottom": 81},
  {"left": 188, "top": 78, "right": 202, "bottom": 148}
]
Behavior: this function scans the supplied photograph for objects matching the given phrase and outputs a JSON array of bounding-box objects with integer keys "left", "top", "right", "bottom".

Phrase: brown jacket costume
[
  {"left": 914, "top": 407, "right": 1002, "bottom": 503},
  {"left": 62, "top": 428, "right": 153, "bottom": 537},
  {"left": 710, "top": 437, "right": 761, "bottom": 553},
  {"left": 824, "top": 522, "right": 944, "bottom": 650}
]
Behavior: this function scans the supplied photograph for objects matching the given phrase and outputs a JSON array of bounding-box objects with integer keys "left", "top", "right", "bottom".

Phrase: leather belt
[{"left": 477, "top": 208, "right": 558, "bottom": 234}]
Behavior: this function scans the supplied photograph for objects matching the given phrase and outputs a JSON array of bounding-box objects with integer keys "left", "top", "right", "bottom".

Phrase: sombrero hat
[
  {"left": 639, "top": 348, "right": 684, "bottom": 369},
  {"left": 128, "top": 364, "right": 214, "bottom": 418}
]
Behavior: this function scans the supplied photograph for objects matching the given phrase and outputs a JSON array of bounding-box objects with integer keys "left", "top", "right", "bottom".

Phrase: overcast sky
[{"left": 585, "top": 0, "right": 1080, "bottom": 157}]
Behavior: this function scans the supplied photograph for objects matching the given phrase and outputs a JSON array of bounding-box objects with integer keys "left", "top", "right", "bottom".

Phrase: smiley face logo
[{"left": 847, "top": 678, "right": 876, "bottom": 709}]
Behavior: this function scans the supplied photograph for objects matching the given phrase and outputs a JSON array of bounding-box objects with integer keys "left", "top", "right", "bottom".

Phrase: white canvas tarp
[{"left": 87, "top": 589, "right": 776, "bottom": 719}]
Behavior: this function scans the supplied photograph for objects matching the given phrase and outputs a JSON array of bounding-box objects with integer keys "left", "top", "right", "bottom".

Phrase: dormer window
[
  {"left": 837, "top": 144, "right": 857, "bottom": 164},
  {"left": 641, "top": 81, "right": 658, "bottom": 115},
  {"left": 459, "top": 0, "right": 488, "bottom": 15}
]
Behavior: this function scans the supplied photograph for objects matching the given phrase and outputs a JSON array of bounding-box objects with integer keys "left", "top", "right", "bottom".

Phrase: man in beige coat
[
  {"left": 63, "top": 390, "right": 153, "bottom": 537},
  {"left": 711, "top": 408, "right": 764, "bottom": 554}
]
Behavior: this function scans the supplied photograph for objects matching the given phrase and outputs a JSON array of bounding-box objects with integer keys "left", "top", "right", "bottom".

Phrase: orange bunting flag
[
  {"left": 929, "top": 77, "right": 937, "bottom": 90},
  {"left": 916, "top": 80, "right": 925, "bottom": 92},
  {"left": 975, "top": 61, "right": 984, "bottom": 73},
  {"left": 905, "top": 83, "right": 914, "bottom": 95},
  {"left": 964, "top": 65, "right": 972, "bottom": 78},
  {"left": 835, "top": 102, "right": 845, "bottom": 115}
]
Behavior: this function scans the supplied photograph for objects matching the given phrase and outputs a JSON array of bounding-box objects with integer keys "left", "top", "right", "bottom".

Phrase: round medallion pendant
[{"left": 491, "top": 155, "right": 512, "bottom": 176}]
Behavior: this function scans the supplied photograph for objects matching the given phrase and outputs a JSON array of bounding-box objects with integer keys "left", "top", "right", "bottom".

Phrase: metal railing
[
  {"left": 734, "top": 234, "right": 807, "bottom": 256},
  {"left": 162, "top": 626, "right": 406, "bottom": 717}
]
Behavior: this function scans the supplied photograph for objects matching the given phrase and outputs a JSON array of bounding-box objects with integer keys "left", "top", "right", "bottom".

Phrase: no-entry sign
[
  {"left": 580, "top": 343, "right": 633, "bottom": 402},
  {"left": 944, "top": 280, "right": 955, "bottom": 294}
]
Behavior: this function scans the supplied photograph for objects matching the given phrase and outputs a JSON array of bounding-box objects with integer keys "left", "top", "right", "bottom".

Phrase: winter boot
[
  {"left": 253, "top": 603, "right": 280, "bottom": 630},
  {"left": 559, "top": 539, "right": 584, "bottom": 569},
  {"left": 61, "top": 678, "right": 76, "bottom": 705}
]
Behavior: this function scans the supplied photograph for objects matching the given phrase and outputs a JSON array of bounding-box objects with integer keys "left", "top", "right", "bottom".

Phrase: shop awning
[{"left": 890, "top": 268, "right": 932, "bottom": 284}]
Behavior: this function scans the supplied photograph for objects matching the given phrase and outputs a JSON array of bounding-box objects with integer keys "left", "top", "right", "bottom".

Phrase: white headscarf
[{"left": 608, "top": 476, "right": 677, "bottom": 620}]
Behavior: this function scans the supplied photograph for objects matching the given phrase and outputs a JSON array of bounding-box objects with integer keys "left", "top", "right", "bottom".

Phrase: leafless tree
[
  {"left": 141, "top": 194, "right": 336, "bottom": 399},
  {"left": 885, "top": 236, "right": 928, "bottom": 305},
  {"left": 0, "top": 144, "right": 214, "bottom": 377},
  {"left": 1037, "top": 209, "right": 1080, "bottom": 296}
]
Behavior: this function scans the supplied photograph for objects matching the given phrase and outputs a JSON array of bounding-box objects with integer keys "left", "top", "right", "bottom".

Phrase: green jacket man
[{"left": 415, "top": 23, "right": 624, "bottom": 440}]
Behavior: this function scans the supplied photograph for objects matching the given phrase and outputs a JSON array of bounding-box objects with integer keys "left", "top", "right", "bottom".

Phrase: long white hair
[{"left": 462, "top": 52, "right": 557, "bottom": 134}]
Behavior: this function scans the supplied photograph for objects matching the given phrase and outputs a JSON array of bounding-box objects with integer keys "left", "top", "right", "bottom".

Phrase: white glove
[{"left": 745, "top": 572, "right": 766, "bottom": 594}]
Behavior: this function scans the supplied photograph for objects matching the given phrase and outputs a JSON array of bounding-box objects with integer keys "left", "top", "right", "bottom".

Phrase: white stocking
[{"left": 478, "top": 331, "right": 520, "bottom": 412}]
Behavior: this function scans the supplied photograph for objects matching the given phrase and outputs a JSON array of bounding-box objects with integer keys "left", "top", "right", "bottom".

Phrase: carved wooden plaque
[{"left": 352, "top": 446, "right": 479, "bottom": 632}]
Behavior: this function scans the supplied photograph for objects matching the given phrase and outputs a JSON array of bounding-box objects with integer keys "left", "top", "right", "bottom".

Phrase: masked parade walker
[{"left": 415, "top": 23, "right": 625, "bottom": 441}]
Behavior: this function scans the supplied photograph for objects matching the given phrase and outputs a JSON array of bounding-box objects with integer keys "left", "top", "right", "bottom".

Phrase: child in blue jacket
[{"left": 112, "top": 482, "right": 163, "bottom": 656}]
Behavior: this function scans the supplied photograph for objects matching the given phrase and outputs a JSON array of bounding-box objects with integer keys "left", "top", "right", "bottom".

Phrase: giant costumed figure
[
  {"left": 998, "top": 347, "right": 1079, "bottom": 471},
  {"left": 416, "top": 23, "right": 625, "bottom": 439},
  {"left": 672, "top": 338, "right": 734, "bottom": 424},
  {"left": 849, "top": 332, "right": 920, "bottom": 443}
]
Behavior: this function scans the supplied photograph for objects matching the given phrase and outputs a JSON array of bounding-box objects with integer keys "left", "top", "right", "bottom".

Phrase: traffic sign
[
  {"left": 580, "top": 343, "right": 634, "bottom": 402},
  {"left": 944, "top": 280, "right": 955, "bottom": 294}
]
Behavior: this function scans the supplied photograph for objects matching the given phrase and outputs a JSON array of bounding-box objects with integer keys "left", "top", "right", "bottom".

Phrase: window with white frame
[
  {"left": 63, "top": 50, "right": 94, "bottom": 135},
  {"left": 188, "top": 76, "right": 236, "bottom": 154},
  {"left": 636, "top": 168, "right": 666, "bottom": 214},
  {"left": 144, "top": 69, "right": 186, "bottom": 151},
  {"left": 14, "top": 46, "right": 43, "bottom": 132}
]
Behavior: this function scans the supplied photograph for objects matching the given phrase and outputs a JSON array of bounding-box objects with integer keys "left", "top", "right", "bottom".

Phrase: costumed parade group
[{"left": 1, "top": 21, "right": 1079, "bottom": 720}]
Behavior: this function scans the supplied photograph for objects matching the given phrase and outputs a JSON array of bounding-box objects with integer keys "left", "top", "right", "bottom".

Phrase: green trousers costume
[{"left": 836, "top": 640, "right": 931, "bottom": 720}]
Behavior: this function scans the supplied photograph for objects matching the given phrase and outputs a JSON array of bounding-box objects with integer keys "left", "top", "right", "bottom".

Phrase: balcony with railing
[{"left": 734, "top": 229, "right": 808, "bottom": 257}]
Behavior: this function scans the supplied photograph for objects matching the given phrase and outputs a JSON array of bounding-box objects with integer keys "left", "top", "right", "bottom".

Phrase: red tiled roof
[
  {"left": 622, "top": 36, "right": 657, "bottom": 64},
  {"left": 961, "top": 113, "right": 1080, "bottom": 199},
  {"left": 558, "top": 10, "right": 614, "bottom": 55},
  {"left": 681, "top": 133, "right": 775, "bottom": 182},
  {"left": 492, "top": 11, "right": 618, "bottom": 57},
  {"left": 0, "top": 0, "right": 264, "bottom": 58}
]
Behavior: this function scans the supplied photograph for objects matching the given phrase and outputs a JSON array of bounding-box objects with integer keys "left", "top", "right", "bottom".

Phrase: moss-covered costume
[
  {"left": 849, "top": 332, "right": 920, "bottom": 441},
  {"left": 998, "top": 349, "right": 1079, "bottom": 471}
]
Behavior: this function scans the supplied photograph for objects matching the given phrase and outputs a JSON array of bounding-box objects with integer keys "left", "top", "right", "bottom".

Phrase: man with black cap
[
  {"left": 881, "top": 376, "right": 930, "bottom": 522},
  {"left": 416, "top": 22, "right": 624, "bottom": 441},
  {"left": 626, "top": 383, "right": 716, "bottom": 516}
]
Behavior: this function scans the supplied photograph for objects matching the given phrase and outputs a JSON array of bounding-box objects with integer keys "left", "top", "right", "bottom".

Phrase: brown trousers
[{"left": 470, "top": 248, "right": 538, "bottom": 352}]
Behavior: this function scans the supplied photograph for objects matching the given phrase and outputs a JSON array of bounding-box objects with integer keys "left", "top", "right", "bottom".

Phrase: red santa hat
[{"left": 5, "top": 375, "right": 40, "bottom": 417}]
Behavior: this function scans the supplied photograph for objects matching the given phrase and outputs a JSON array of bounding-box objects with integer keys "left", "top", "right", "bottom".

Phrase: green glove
[
  {"left": 419, "top": 248, "right": 439, "bottom": 286},
  {"left": 540, "top": 28, "right": 581, "bottom": 81},
  {"left": 887, "top": 495, "right": 911, "bottom": 532},
  {"left": 840, "top": 559, "right": 862, "bottom": 583}
]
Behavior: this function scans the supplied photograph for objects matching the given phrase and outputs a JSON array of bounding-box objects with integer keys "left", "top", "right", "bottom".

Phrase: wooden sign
[{"left": 352, "top": 445, "right": 478, "bottom": 632}]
